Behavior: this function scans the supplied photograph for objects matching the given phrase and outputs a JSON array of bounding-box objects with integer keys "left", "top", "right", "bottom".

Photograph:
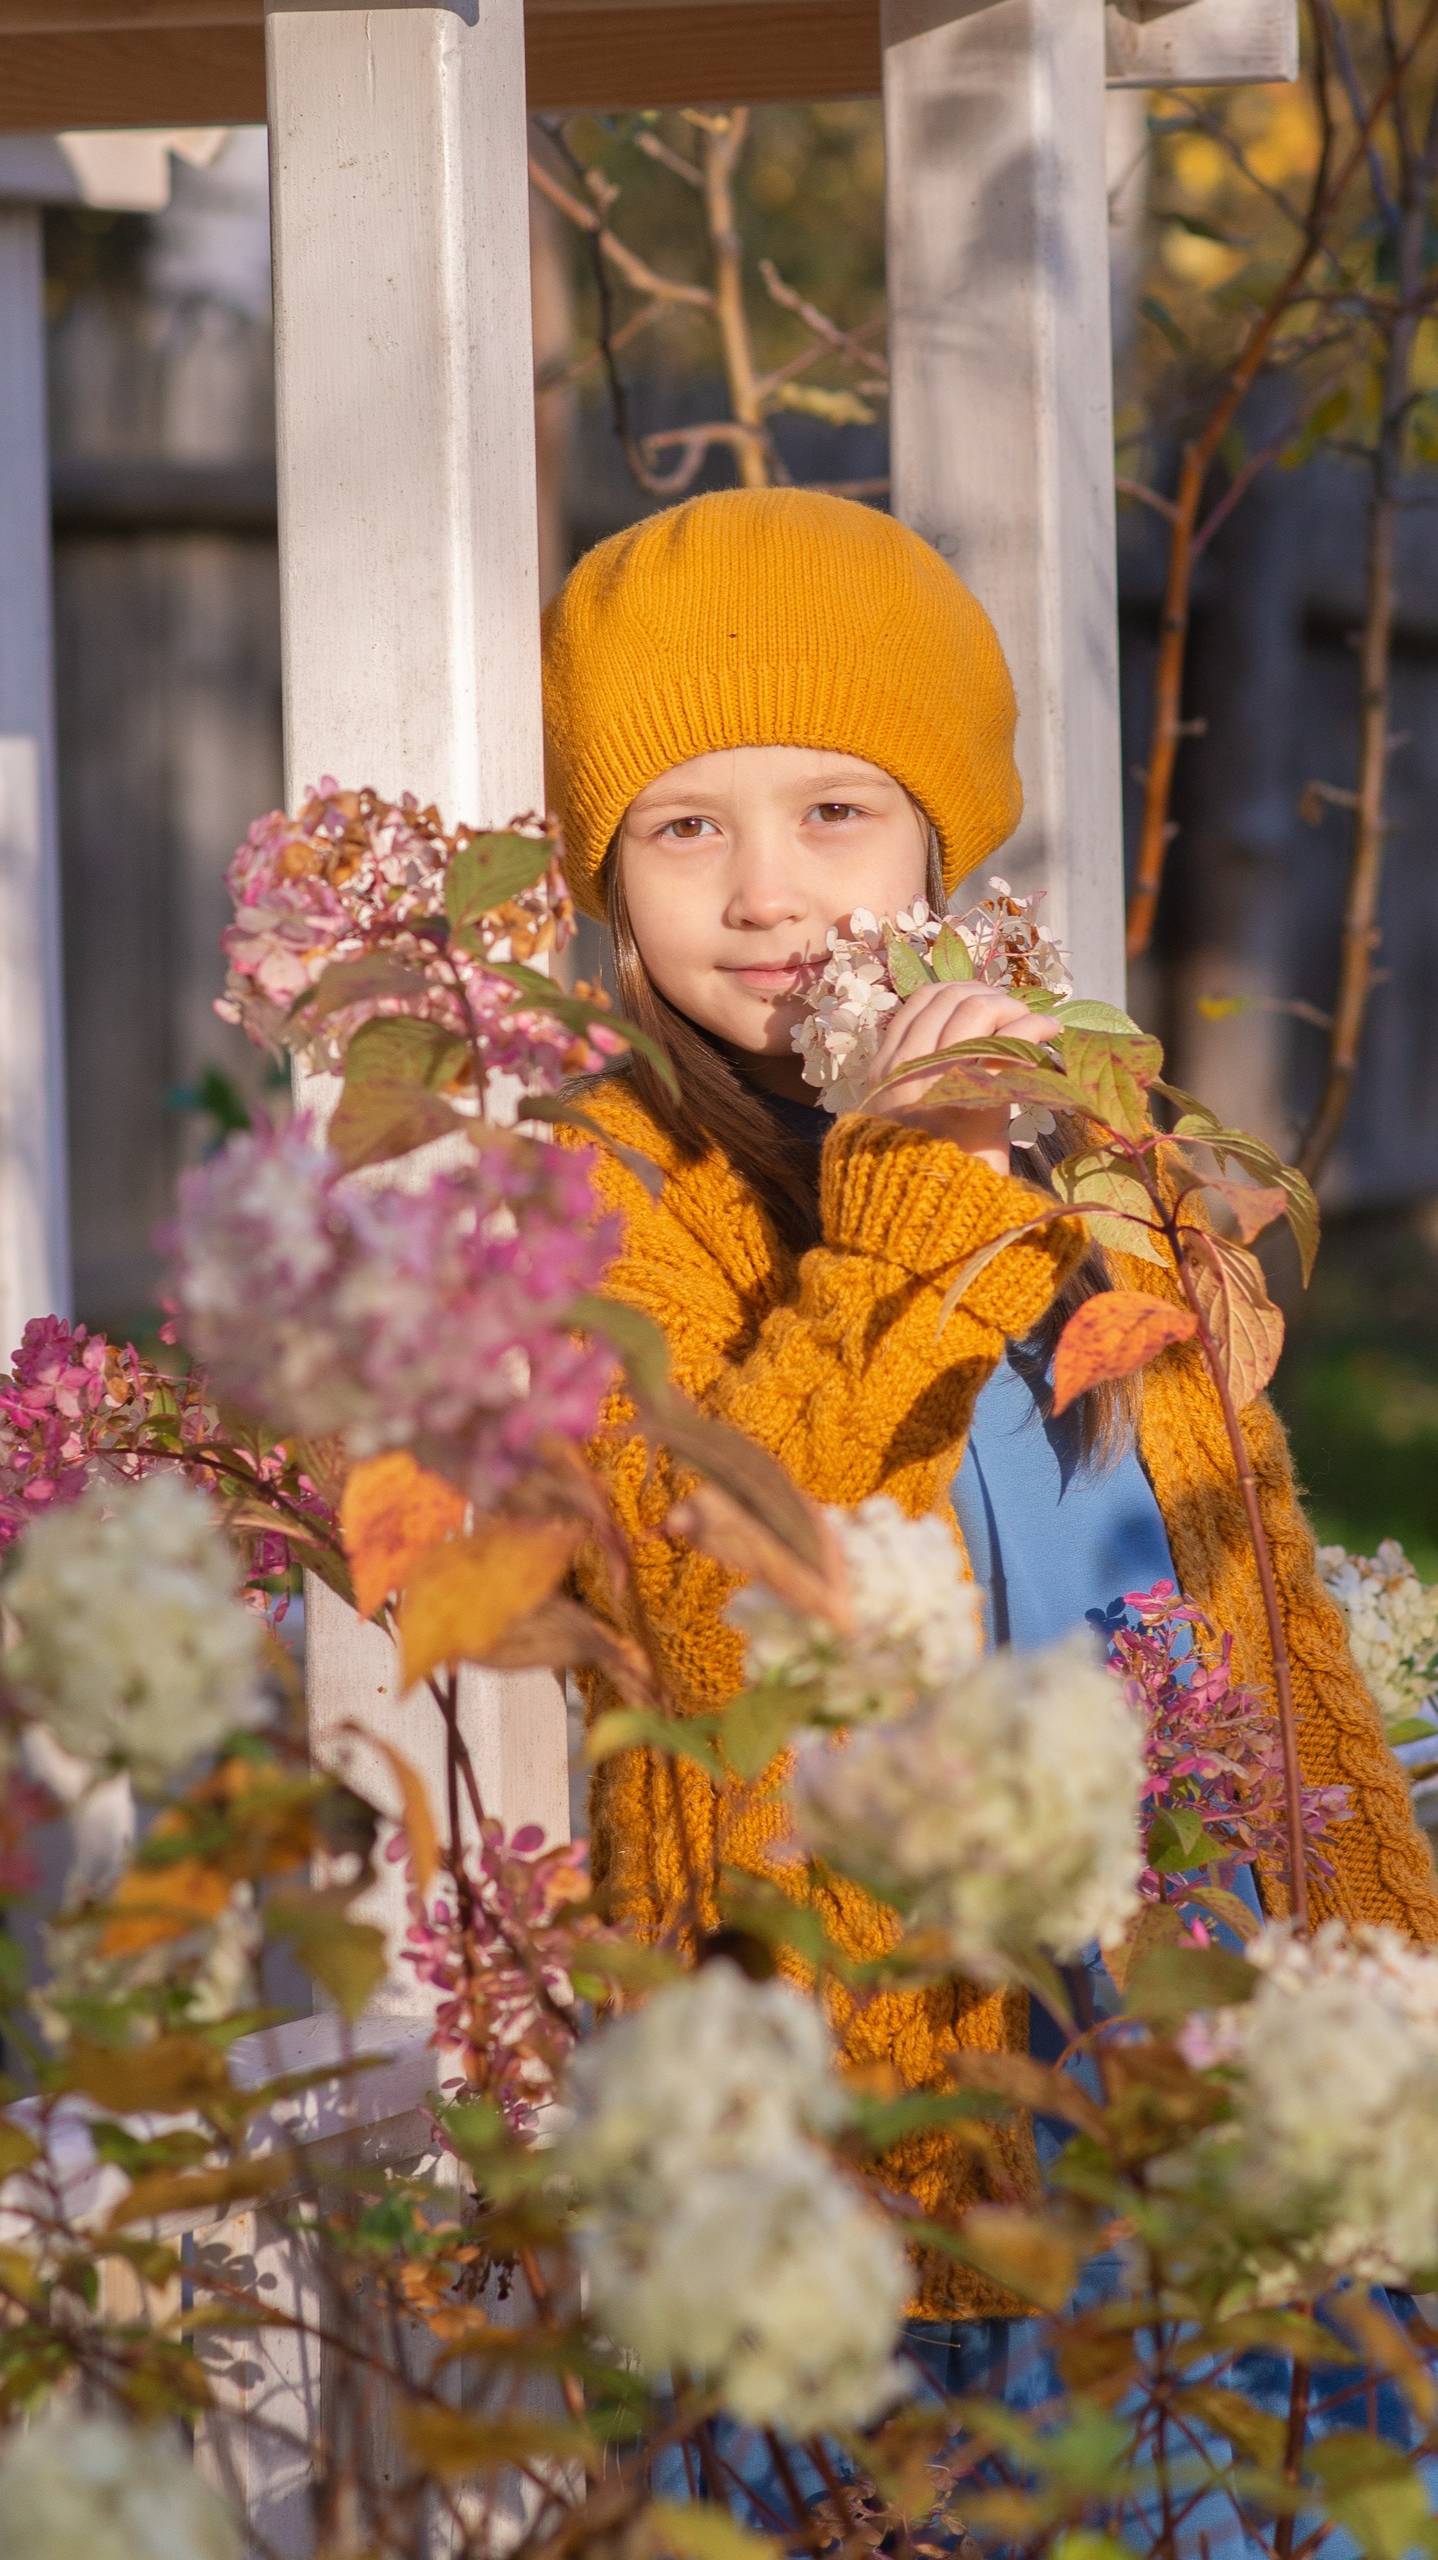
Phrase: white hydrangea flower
[
  {"left": 561, "top": 1961, "right": 910, "bottom": 2432},
  {"left": 0, "top": 2415, "right": 241, "bottom": 2560},
  {"left": 790, "top": 1628, "right": 1145, "bottom": 1981},
  {"left": 1178, "top": 1922, "right": 1438, "bottom": 2295},
  {"left": 4, "top": 1473, "right": 269, "bottom": 1788},
  {"left": 1317, "top": 1539, "right": 1438, "bottom": 1741},
  {"left": 791, "top": 881, "right": 1071, "bottom": 1119},
  {"left": 728, "top": 1494, "right": 981, "bottom": 1721},
  {"left": 33, "top": 1886, "right": 261, "bottom": 2050}
]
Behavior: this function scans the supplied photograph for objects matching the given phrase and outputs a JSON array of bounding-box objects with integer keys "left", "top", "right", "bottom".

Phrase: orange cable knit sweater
[{"left": 554, "top": 1073, "right": 1438, "bottom": 2319}]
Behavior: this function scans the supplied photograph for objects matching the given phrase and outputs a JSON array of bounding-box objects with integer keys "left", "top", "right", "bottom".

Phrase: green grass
[{"left": 1270, "top": 1209, "right": 1438, "bottom": 1580}]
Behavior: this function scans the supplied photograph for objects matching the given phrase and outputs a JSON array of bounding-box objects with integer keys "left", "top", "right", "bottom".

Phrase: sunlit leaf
[
  {"left": 327, "top": 1018, "right": 467, "bottom": 1171},
  {"left": 929, "top": 922, "right": 975, "bottom": 983},
  {"left": 1048, "top": 1151, "right": 1167, "bottom": 1268},
  {"left": 354, "top": 1732, "right": 441, "bottom": 1893},
  {"left": 1123, "top": 1939, "right": 1257, "bottom": 2027},
  {"left": 399, "top": 2401, "right": 591, "bottom": 2480},
  {"left": 398, "top": 1519, "right": 583, "bottom": 1688},
  {"left": 288, "top": 952, "right": 433, "bottom": 1026},
  {"left": 480, "top": 960, "right": 679, "bottom": 1095},
  {"left": 586, "top": 1707, "right": 726, "bottom": 1783},
  {"left": 339, "top": 1450, "right": 468, "bottom": 1620},
  {"left": 1057, "top": 1028, "right": 1161, "bottom": 1140},
  {"left": 643, "top": 2503, "right": 782, "bottom": 2560},
  {"left": 266, "top": 1894, "right": 387, "bottom": 2021},
  {"left": 955, "top": 2205, "right": 1079, "bottom": 2313},
  {"left": 885, "top": 935, "right": 933, "bottom": 998},
  {"left": 1180, "top": 1230, "right": 1284, "bottom": 1410},
  {"left": 61, "top": 2034, "right": 234, "bottom": 2115},
  {"left": 1052, "top": 1291, "right": 1198, "bottom": 1415},
  {"left": 444, "top": 830, "right": 552, "bottom": 928}
]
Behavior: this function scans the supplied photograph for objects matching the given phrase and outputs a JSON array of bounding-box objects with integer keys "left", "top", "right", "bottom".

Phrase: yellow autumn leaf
[
  {"left": 1052, "top": 1290, "right": 1198, "bottom": 1416},
  {"left": 398, "top": 1519, "right": 583, "bottom": 1690},
  {"left": 96, "top": 1855, "right": 234, "bottom": 1959},
  {"left": 339, "top": 1450, "right": 468, "bottom": 1619}
]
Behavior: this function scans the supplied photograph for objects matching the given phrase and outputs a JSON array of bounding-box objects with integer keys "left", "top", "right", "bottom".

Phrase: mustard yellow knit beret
[{"left": 540, "top": 485, "right": 1022, "bottom": 921}]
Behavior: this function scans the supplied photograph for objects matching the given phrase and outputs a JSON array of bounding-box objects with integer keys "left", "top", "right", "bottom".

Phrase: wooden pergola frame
[{"left": 0, "top": 6, "right": 1296, "bottom": 2533}]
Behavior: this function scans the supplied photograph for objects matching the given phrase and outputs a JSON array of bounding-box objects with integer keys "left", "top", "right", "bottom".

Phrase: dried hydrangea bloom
[
  {"left": 561, "top": 1961, "right": 909, "bottom": 2432},
  {"left": 0, "top": 2416, "right": 240, "bottom": 2560},
  {"left": 790, "top": 1627, "right": 1145, "bottom": 1981},
  {"left": 4, "top": 1472, "right": 269, "bottom": 1789},
  {"left": 728, "top": 1492, "right": 981, "bottom": 1720},
  {"left": 1317, "top": 1539, "right": 1438, "bottom": 1743},
  {"left": 792, "top": 877, "right": 1071, "bottom": 1124},
  {"left": 1178, "top": 1921, "right": 1438, "bottom": 2295},
  {"left": 168, "top": 1118, "right": 619, "bottom": 1503}
]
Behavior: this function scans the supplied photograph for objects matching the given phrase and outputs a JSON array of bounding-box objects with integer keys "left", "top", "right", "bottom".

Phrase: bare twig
[{"left": 698, "top": 108, "right": 773, "bottom": 490}]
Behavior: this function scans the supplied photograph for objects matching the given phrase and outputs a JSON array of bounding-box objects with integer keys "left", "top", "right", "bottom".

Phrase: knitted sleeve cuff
[{"left": 819, "top": 1114, "right": 1085, "bottom": 1336}]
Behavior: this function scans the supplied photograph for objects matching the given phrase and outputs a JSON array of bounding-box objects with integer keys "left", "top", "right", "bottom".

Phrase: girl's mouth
[{"left": 721, "top": 959, "right": 823, "bottom": 995}]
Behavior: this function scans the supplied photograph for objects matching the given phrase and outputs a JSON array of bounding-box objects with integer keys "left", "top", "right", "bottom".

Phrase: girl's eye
[
  {"left": 659, "top": 816, "right": 717, "bottom": 842},
  {"left": 809, "top": 802, "right": 864, "bottom": 825}
]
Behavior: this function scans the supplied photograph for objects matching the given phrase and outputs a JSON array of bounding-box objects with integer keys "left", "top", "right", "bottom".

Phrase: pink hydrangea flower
[
  {"left": 167, "top": 1117, "right": 620, "bottom": 1501},
  {"left": 216, "top": 780, "right": 612, "bottom": 1094}
]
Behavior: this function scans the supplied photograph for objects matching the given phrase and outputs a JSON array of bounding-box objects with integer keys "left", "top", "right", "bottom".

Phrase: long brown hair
[{"left": 600, "top": 838, "right": 1143, "bottom": 1469}]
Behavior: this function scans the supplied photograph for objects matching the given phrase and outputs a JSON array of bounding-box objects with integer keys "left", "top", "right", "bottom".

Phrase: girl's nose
[{"left": 722, "top": 843, "right": 806, "bottom": 932}]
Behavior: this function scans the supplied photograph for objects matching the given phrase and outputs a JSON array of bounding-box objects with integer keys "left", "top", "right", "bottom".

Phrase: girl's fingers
[{"left": 871, "top": 983, "right": 1058, "bottom": 1082}]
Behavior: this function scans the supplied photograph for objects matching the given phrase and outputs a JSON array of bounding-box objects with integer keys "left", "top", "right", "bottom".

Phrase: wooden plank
[
  {"left": 883, "top": 0, "right": 1126, "bottom": 1007},
  {"left": 1106, "top": 0, "right": 1298, "bottom": 86},
  {"left": 0, "top": 210, "right": 70, "bottom": 1355},
  {"left": 0, "top": 0, "right": 1296, "bottom": 125}
]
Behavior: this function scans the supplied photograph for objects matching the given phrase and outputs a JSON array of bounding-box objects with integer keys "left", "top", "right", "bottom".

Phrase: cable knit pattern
[{"left": 554, "top": 1074, "right": 1438, "bottom": 2320}]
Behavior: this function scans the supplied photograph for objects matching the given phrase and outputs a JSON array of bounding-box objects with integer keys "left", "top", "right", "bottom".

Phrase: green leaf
[
  {"left": 721, "top": 1685, "right": 805, "bottom": 1780},
  {"left": 929, "top": 922, "right": 975, "bottom": 983},
  {"left": 885, "top": 935, "right": 933, "bottom": 998},
  {"left": 568, "top": 1293, "right": 671, "bottom": 1403},
  {"left": 1053, "top": 997, "right": 1145, "bottom": 1035},
  {"left": 1174, "top": 2383, "right": 1285, "bottom": 2472},
  {"left": 443, "top": 830, "right": 552, "bottom": 929},
  {"left": 267, "top": 1895, "right": 387, "bottom": 2021},
  {"left": 1057, "top": 1028, "right": 1161, "bottom": 1140},
  {"left": 327, "top": 1016, "right": 468, "bottom": 1171},
  {"left": 479, "top": 960, "right": 679, "bottom": 1097},
  {"left": 288, "top": 952, "right": 434, "bottom": 1027},
  {"left": 1048, "top": 1151, "right": 1167, "bottom": 1268},
  {"left": 1147, "top": 1805, "right": 1231, "bottom": 1874},
  {"left": 1124, "top": 1939, "right": 1257, "bottom": 2028},
  {"left": 644, "top": 2503, "right": 781, "bottom": 2560},
  {"left": 587, "top": 1707, "right": 726, "bottom": 1784}
]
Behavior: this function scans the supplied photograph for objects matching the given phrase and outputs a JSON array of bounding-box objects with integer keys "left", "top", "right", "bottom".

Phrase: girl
[{"left": 540, "top": 486, "right": 1438, "bottom": 2512}]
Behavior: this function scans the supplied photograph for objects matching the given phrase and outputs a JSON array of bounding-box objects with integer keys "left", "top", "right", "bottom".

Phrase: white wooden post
[
  {"left": 263, "top": 0, "right": 568, "bottom": 1981},
  {"left": 883, "top": 0, "right": 1126, "bottom": 1005},
  {"left": 0, "top": 198, "right": 69, "bottom": 1355}
]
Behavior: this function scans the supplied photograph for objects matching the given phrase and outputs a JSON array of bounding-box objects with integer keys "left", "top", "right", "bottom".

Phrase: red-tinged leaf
[
  {"left": 339, "top": 1451, "right": 468, "bottom": 1620},
  {"left": 1049, "top": 1151, "right": 1167, "bottom": 1267},
  {"left": 1057, "top": 1027, "right": 1160, "bottom": 1140},
  {"left": 1181, "top": 1230, "right": 1284, "bottom": 1410},
  {"left": 1181, "top": 1175, "right": 1289, "bottom": 1250},
  {"left": 288, "top": 952, "right": 434, "bottom": 1026},
  {"left": 327, "top": 1018, "right": 468, "bottom": 1169},
  {"left": 1052, "top": 1290, "right": 1198, "bottom": 1415}
]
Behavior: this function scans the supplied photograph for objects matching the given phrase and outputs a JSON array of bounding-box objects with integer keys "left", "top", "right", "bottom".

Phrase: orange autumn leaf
[
  {"left": 398, "top": 1519, "right": 583, "bottom": 1690},
  {"left": 340, "top": 1451, "right": 467, "bottom": 1619},
  {"left": 97, "top": 1856, "right": 233, "bottom": 1960},
  {"left": 348, "top": 1730, "right": 441, "bottom": 1894},
  {"left": 1052, "top": 1289, "right": 1198, "bottom": 1416}
]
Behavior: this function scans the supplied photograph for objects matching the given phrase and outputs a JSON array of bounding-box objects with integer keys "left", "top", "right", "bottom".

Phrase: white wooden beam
[
  {"left": 264, "top": 0, "right": 568, "bottom": 1986},
  {"left": 1106, "top": 0, "right": 1299, "bottom": 87},
  {"left": 883, "top": 0, "right": 1125, "bottom": 1005},
  {"left": 0, "top": 209, "right": 70, "bottom": 1359}
]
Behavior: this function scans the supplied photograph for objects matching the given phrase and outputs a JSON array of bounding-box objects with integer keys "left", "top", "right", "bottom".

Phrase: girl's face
[{"left": 616, "top": 744, "right": 930, "bottom": 1089}]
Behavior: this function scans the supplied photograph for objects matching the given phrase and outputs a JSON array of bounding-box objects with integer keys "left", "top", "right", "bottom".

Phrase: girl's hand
[{"left": 857, "top": 982, "right": 1061, "bottom": 1174}]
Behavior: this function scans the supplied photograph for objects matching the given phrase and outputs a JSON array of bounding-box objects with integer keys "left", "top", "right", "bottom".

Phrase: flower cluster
[
  {"left": 168, "top": 1118, "right": 620, "bottom": 1503},
  {"left": 2, "top": 1473, "right": 271, "bottom": 1789},
  {"left": 561, "top": 1960, "right": 910, "bottom": 2432},
  {"left": 792, "top": 879, "right": 1071, "bottom": 1121},
  {"left": 400, "top": 1819, "right": 607, "bottom": 2134},
  {"left": 35, "top": 1885, "right": 261, "bottom": 2050},
  {"left": 1180, "top": 1922, "right": 1438, "bottom": 2295},
  {"left": 0, "top": 1314, "right": 331, "bottom": 1610},
  {"left": 791, "top": 1627, "right": 1145, "bottom": 1981},
  {"left": 728, "top": 1494, "right": 981, "bottom": 1720},
  {"left": 1317, "top": 1538, "right": 1438, "bottom": 1744},
  {"left": 0, "top": 2416, "right": 240, "bottom": 2560},
  {"left": 217, "top": 780, "right": 614, "bottom": 1094},
  {"left": 1106, "top": 1581, "right": 1349, "bottom": 1898}
]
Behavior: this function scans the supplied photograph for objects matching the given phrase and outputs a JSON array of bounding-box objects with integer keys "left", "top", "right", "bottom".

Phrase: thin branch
[
  {"left": 526, "top": 153, "right": 714, "bottom": 314},
  {"left": 698, "top": 107, "right": 773, "bottom": 489},
  {"left": 755, "top": 254, "right": 892, "bottom": 387}
]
